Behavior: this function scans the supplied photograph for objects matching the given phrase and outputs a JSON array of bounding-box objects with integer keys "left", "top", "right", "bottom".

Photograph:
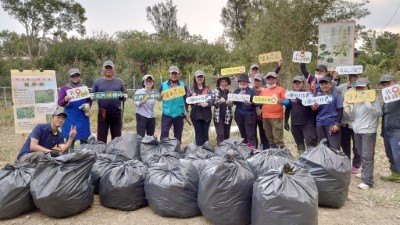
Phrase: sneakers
[
  {"left": 380, "top": 172, "right": 400, "bottom": 183},
  {"left": 351, "top": 166, "right": 360, "bottom": 174},
  {"left": 355, "top": 173, "right": 361, "bottom": 178},
  {"left": 358, "top": 183, "right": 370, "bottom": 190}
]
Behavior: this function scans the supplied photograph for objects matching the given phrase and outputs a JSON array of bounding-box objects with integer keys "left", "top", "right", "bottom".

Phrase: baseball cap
[
  {"left": 355, "top": 78, "right": 370, "bottom": 87},
  {"left": 315, "top": 64, "right": 328, "bottom": 71},
  {"left": 318, "top": 76, "right": 331, "bottom": 83},
  {"left": 292, "top": 75, "right": 304, "bottom": 82},
  {"left": 142, "top": 75, "right": 154, "bottom": 81},
  {"left": 194, "top": 70, "right": 205, "bottom": 77},
  {"left": 250, "top": 64, "right": 259, "bottom": 70},
  {"left": 103, "top": 60, "right": 114, "bottom": 68},
  {"left": 379, "top": 74, "right": 395, "bottom": 84},
  {"left": 265, "top": 71, "right": 277, "bottom": 79},
  {"left": 168, "top": 65, "right": 180, "bottom": 73},
  {"left": 52, "top": 110, "right": 68, "bottom": 118},
  {"left": 254, "top": 73, "right": 263, "bottom": 81},
  {"left": 68, "top": 68, "right": 80, "bottom": 77}
]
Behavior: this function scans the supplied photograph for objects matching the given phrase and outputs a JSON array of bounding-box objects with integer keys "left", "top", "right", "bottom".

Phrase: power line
[{"left": 380, "top": 0, "right": 400, "bottom": 32}]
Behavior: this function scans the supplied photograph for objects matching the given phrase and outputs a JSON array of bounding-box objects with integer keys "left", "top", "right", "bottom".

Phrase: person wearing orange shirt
[{"left": 260, "top": 72, "right": 288, "bottom": 148}]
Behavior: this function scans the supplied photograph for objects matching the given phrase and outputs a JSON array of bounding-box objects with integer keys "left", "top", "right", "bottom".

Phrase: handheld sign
[
  {"left": 335, "top": 65, "right": 363, "bottom": 75},
  {"left": 292, "top": 51, "right": 312, "bottom": 63},
  {"left": 66, "top": 86, "right": 90, "bottom": 102},
  {"left": 221, "top": 66, "right": 245, "bottom": 76},
  {"left": 344, "top": 90, "right": 376, "bottom": 103},
  {"left": 132, "top": 92, "right": 160, "bottom": 101},
  {"left": 228, "top": 93, "right": 250, "bottom": 102},
  {"left": 161, "top": 86, "right": 186, "bottom": 101},
  {"left": 259, "top": 51, "right": 282, "bottom": 64},
  {"left": 186, "top": 95, "right": 212, "bottom": 104},
  {"left": 382, "top": 84, "right": 400, "bottom": 103},
  {"left": 285, "top": 91, "right": 313, "bottom": 100},
  {"left": 302, "top": 95, "right": 334, "bottom": 106},
  {"left": 94, "top": 91, "right": 123, "bottom": 99},
  {"left": 253, "top": 96, "right": 278, "bottom": 104}
]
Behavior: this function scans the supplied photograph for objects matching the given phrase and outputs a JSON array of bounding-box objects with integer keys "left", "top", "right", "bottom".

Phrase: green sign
[
  {"left": 94, "top": 91, "right": 123, "bottom": 99},
  {"left": 132, "top": 92, "right": 160, "bottom": 101}
]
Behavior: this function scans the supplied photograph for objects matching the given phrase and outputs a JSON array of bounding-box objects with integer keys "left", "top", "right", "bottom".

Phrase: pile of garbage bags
[{"left": 0, "top": 135, "right": 352, "bottom": 222}]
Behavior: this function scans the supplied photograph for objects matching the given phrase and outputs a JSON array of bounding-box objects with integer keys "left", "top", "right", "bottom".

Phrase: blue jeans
[
  {"left": 383, "top": 133, "right": 400, "bottom": 173},
  {"left": 192, "top": 119, "right": 211, "bottom": 146}
]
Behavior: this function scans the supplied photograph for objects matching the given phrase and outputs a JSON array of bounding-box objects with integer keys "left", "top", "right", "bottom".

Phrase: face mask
[
  {"left": 315, "top": 74, "right": 323, "bottom": 80},
  {"left": 239, "top": 84, "right": 247, "bottom": 89},
  {"left": 266, "top": 83, "right": 276, "bottom": 89}
]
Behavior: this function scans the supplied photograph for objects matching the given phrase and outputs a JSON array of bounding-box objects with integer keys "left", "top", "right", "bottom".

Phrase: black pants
[
  {"left": 214, "top": 120, "right": 232, "bottom": 145},
  {"left": 256, "top": 119, "right": 269, "bottom": 149},
  {"left": 160, "top": 114, "right": 184, "bottom": 142},
  {"left": 316, "top": 125, "right": 341, "bottom": 150},
  {"left": 291, "top": 123, "right": 318, "bottom": 148},
  {"left": 341, "top": 125, "right": 361, "bottom": 168},
  {"left": 97, "top": 109, "right": 122, "bottom": 144},
  {"left": 235, "top": 114, "right": 256, "bottom": 147},
  {"left": 192, "top": 119, "right": 211, "bottom": 146},
  {"left": 136, "top": 113, "right": 155, "bottom": 137}
]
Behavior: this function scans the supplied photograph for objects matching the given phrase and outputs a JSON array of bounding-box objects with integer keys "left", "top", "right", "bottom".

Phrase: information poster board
[
  {"left": 292, "top": 51, "right": 312, "bottom": 63},
  {"left": 66, "top": 86, "right": 90, "bottom": 102},
  {"left": 161, "top": 86, "right": 186, "bottom": 100},
  {"left": 11, "top": 70, "right": 58, "bottom": 134},
  {"left": 259, "top": 51, "right": 282, "bottom": 64},
  {"left": 318, "top": 21, "right": 355, "bottom": 70},
  {"left": 382, "top": 84, "right": 400, "bottom": 103},
  {"left": 221, "top": 66, "right": 245, "bottom": 76},
  {"left": 344, "top": 90, "right": 375, "bottom": 103}
]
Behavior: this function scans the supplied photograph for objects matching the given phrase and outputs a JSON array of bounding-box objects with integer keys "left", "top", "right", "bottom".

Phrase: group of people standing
[{"left": 17, "top": 59, "right": 400, "bottom": 190}]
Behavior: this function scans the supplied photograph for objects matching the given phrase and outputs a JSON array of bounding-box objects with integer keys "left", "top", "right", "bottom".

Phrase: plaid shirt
[{"left": 212, "top": 88, "right": 233, "bottom": 124}]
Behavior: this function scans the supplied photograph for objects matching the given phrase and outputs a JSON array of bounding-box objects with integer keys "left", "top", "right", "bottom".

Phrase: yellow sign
[
  {"left": 253, "top": 96, "right": 278, "bottom": 104},
  {"left": 259, "top": 51, "right": 282, "bottom": 64},
  {"left": 161, "top": 86, "right": 186, "bottom": 100},
  {"left": 344, "top": 90, "right": 376, "bottom": 103},
  {"left": 221, "top": 66, "right": 245, "bottom": 76}
]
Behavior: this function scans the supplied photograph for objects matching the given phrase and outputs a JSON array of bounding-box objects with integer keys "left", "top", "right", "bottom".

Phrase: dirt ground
[{"left": 1, "top": 126, "right": 400, "bottom": 225}]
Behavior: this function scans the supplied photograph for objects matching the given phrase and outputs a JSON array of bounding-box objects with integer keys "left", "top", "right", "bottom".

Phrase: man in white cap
[
  {"left": 92, "top": 60, "right": 127, "bottom": 143},
  {"left": 17, "top": 110, "right": 77, "bottom": 162},
  {"left": 379, "top": 74, "right": 400, "bottom": 182},
  {"left": 158, "top": 65, "right": 188, "bottom": 142}
]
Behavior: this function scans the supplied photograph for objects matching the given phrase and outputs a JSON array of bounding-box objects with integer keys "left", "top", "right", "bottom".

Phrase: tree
[
  {"left": 360, "top": 30, "right": 400, "bottom": 57},
  {"left": 220, "top": 0, "right": 254, "bottom": 43},
  {"left": 146, "top": 0, "right": 189, "bottom": 40},
  {"left": 0, "top": 30, "right": 28, "bottom": 57},
  {"left": 1, "top": 0, "right": 87, "bottom": 62}
]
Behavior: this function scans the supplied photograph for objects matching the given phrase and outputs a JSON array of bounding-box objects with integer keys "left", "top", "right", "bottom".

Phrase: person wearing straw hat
[
  {"left": 17, "top": 110, "right": 76, "bottom": 163},
  {"left": 233, "top": 73, "right": 257, "bottom": 149},
  {"left": 187, "top": 70, "right": 213, "bottom": 146},
  {"left": 212, "top": 76, "right": 233, "bottom": 146},
  {"left": 350, "top": 78, "right": 382, "bottom": 189},
  {"left": 133, "top": 75, "right": 156, "bottom": 137},
  {"left": 379, "top": 74, "right": 400, "bottom": 182},
  {"left": 57, "top": 68, "right": 92, "bottom": 149}
]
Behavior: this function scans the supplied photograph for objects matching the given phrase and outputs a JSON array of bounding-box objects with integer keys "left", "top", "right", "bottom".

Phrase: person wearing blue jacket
[{"left": 233, "top": 74, "right": 257, "bottom": 149}]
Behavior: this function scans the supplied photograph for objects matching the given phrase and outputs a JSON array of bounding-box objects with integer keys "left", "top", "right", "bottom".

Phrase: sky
[{"left": 0, "top": 0, "right": 399, "bottom": 43}]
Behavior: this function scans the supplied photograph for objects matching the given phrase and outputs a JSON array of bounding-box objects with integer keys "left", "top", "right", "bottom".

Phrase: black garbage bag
[
  {"left": 198, "top": 150, "right": 254, "bottom": 225},
  {"left": 106, "top": 133, "right": 142, "bottom": 161},
  {"left": 247, "top": 148, "right": 299, "bottom": 178},
  {"left": 214, "top": 138, "right": 253, "bottom": 160},
  {"left": 252, "top": 163, "right": 318, "bottom": 225},
  {"left": 91, "top": 154, "right": 117, "bottom": 194},
  {"left": 183, "top": 141, "right": 214, "bottom": 159},
  {"left": 145, "top": 159, "right": 200, "bottom": 218},
  {"left": 100, "top": 159, "right": 148, "bottom": 211},
  {"left": 299, "top": 139, "right": 351, "bottom": 208},
  {"left": 30, "top": 151, "right": 96, "bottom": 218},
  {"left": 76, "top": 135, "right": 106, "bottom": 154},
  {"left": 0, "top": 162, "right": 36, "bottom": 219},
  {"left": 143, "top": 151, "right": 180, "bottom": 168},
  {"left": 140, "top": 136, "right": 180, "bottom": 162}
]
